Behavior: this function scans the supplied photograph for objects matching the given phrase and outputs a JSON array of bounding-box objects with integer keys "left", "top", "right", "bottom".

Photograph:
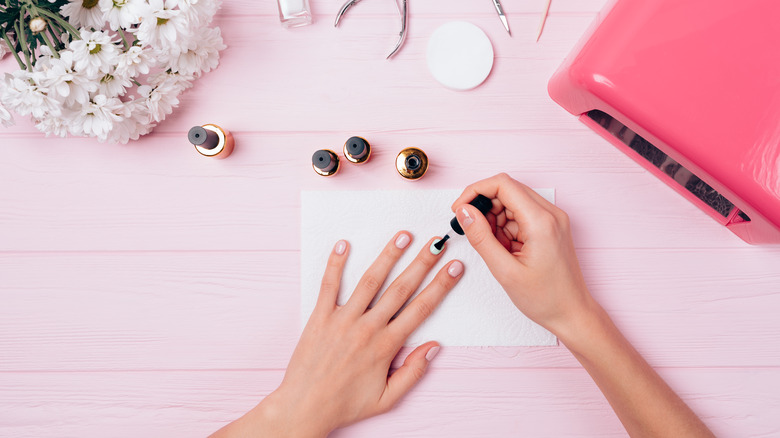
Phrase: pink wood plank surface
[
  {"left": 2, "top": 0, "right": 780, "bottom": 436},
  {"left": 1, "top": 368, "right": 778, "bottom": 438}
]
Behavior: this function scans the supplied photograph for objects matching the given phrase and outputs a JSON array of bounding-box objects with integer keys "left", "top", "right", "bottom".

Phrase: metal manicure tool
[
  {"left": 491, "top": 0, "right": 510, "bottom": 35},
  {"left": 334, "top": 0, "right": 408, "bottom": 59}
]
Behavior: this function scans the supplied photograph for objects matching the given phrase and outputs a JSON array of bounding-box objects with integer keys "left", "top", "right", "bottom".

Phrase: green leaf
[{"left": 0, "top": 6, "right": 20, "bottom": 26}]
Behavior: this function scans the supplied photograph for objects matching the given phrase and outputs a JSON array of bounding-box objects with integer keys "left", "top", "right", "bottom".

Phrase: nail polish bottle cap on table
[
  {"left": 188, "top": 126, "right": 219, "bottom": 149},
  {"left": 344, "top": 136, "right": 371, "bottom": 163},
  {"left": 312, "top": 149, "right": 340, "bottom": 176}
]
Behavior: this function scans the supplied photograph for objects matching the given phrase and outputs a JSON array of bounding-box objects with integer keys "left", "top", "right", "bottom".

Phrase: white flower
[
  {"left": 1, "top": 70, "right": 60, "bottom": 119},
  {"left": 69, "top": 29, "right": 120, "bottom": 77},
  {"left": 2, "top": 0, "right": 226, "bottom": 143},
  {"left": 97, "top": 71, "right": 133, "bottom": 97},
  {"left": 0, "top": 38, "right": 9, "bottom": 59},
  {"left": 0, "top": 101, "right": 14, "bottom": 127},
  {"left": 151, "top": 69, "right": 193, "bottom": 90},
  {"left": 35, "top": 115, "right": 70, "bottom": 137},
  {"left": 115, "top": 45, "right": 155, "bottom": 77},
  {"left": 136, "top": 0, "right": 189, "bottom": 52},
  {"left": 61, "top": 0, "right": 108, "bottom": 30},
  {"left": 99, "top": 0, "right": 148, "bottom": 30},
  {"left": 38, "top": 50, "right": 98, "bottom": 106},
  {"left": 165, "top": 27, "right": 224, "bottom": 76},
  {"left": 33, "top": 45, "right": 57, "bottom": 69},
  {"left": 177, "top": 0, "right": 221, "bottom": 26},
  {"left": 138, "top": 74, "right": 188, "bottom": 122},
  {"left": 69, "top": 94, "right": 127, "bottom": 140},
  {"left": 105, "top": 98, "right": 154, "bottom": 143}
]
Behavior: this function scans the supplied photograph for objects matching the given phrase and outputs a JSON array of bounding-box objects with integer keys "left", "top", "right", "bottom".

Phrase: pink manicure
[
  {"left": 447, "top": 260, "right": 464, "bottom": 277},
  {"left": 458, "top": 207, "right": 474, "bottom": 227},
  {"left": 395, "top": 233, "right": 411, "bottom": 249},
  {"left": 335, "top": 240, "right": 347, "bottom": 255},
  {"left": 425, "top": 346, "right": 440, "bottom": 361}
]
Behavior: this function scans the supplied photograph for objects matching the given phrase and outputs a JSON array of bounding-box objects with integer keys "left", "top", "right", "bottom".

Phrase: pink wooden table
[{"left": 2, "top": 0, "right": 780, "bottom": 436}]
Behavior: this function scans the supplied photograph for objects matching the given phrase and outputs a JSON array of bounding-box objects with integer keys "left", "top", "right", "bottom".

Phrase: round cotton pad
[{"left": 427, "top": 21, "right": 494, "bottom": 91}]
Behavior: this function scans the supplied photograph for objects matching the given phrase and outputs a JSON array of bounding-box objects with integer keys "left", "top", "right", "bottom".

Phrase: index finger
[{"left": 451, "top": 173, "right": 554, "bottom": 221}]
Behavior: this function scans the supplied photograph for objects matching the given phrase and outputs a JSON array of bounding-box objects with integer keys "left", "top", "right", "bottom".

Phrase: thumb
[
  {"left": 377, "top": 342, "right": 439, "bottom": 413},
  {"left": 456, "top": 204, "right": 516, "bottom": 276}
]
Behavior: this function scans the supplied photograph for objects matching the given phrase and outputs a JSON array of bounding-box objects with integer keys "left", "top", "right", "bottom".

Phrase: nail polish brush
[{"left": 433, "top": 194, "right": 493, "bottom": 251}]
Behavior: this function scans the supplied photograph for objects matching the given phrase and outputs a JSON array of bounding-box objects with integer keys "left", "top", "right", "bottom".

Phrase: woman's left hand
[{"left": 211, "top": 231, "right": 463, "bottom": 438}]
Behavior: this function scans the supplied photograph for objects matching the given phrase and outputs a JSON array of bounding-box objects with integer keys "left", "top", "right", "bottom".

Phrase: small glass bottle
[{"left": 277, "top": 0, "right": 312, "bottom": 28}]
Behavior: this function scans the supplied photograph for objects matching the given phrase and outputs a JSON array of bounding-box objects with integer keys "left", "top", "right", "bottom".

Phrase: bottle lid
[
  {"left": 188, "top": 126, "right": 219, "bottom": 149},
  {"left": 405, "top": 154, "right": 422, "bottom": 171},
  {"left": 346, "top": 137, "right": 368, "bottom": 157},
  {"left": 312, "top": 149, "right": 340, "bottom": 176}
]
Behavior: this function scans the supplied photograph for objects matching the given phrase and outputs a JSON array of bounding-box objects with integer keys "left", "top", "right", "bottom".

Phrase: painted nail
[
  {"left": 447, "top": 260, "right": 464, "bottom": 277},
  {"left": 425, "top": 346, "right": 440, "bottom": 361},
  {"left": 335, "top": 240, "right": 347, "bottom": 255},
  {"left": 458, "top": 207, "right": 474, "bottom": 228},
  {"left": 395, "top": 233, "right": 411, "bottom": 249},
  {"left": 430, "top": 239, "right": 444, "bottom": 255}
]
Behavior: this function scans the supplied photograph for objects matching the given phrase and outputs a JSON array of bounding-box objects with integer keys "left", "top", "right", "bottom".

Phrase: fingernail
[
  {"left": 458, "top": 207, "right": 474, "bottom": 228},
  {"left": 425, "top": 346, "right": 440, "bottom": 361},
  {"left": 335, "top": 240, "right": 347, "bottom": 255},
  {"left": 395, "top": 233, "right": 411, "bottom": 249},
  {"left": 447, "top": 260, "right": 464, "bottom": 277}
]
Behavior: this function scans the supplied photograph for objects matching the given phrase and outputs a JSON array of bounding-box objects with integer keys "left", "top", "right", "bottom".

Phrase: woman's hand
[
  {"left": 212, "top": 232, "right": 463, "bottom": 438},
  {"left": 451, "top": 173, "right": 594, "bottom": 339},
  {"left": 452, "top": 174, "right": 715, "bottom": 438}
]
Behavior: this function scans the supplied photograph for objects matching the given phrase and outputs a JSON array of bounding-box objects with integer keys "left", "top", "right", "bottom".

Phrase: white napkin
[{"left": 301, "top": 189, "right": 557, "bottom": 347}]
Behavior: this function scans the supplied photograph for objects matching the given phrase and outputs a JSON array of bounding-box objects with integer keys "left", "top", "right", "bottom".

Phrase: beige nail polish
[
  {"left": 447, "top": 260, "right": 464, "bottom": 277},
  {"left": 395, "top": 233, "right": 411, "bottom": 249}
]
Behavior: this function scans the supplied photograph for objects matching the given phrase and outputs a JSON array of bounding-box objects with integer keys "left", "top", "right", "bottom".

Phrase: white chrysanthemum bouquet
[{"left": 0, "top": 0, "right": 225, "bottom": 143}]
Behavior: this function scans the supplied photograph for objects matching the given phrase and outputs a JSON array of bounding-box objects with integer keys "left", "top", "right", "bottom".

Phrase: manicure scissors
[{"left": 334, "top": 0, "right": 408, "bottom": 59}]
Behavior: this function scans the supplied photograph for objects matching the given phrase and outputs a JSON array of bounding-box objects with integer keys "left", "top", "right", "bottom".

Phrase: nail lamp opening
[{"left": 548, "top": 0, "right": 780, "bottom": 244}]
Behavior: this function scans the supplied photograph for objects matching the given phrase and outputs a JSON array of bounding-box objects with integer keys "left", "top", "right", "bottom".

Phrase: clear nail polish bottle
[{"left": 277, "top": 0, "right": 312, "bottom": 28}]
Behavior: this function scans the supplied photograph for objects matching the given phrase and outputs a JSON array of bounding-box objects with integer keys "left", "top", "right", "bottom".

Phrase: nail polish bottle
[
  {"left": 312, "top": 149, "right": 340, "bottom": 177},
  {"left": 188, "top": 124, "right": 235, "bottom": 159},
  {"left": 396, "top": 147, "right": 429, "bottom": 180},
  {"left": 343, "top": 136, "right": 371, "bottom": 164},
  {"left": 277, "top": 0, "right": 312, "bottom": 28}
]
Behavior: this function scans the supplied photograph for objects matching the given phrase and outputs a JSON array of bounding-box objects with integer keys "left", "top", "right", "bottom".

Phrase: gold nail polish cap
[
  {"left": 189, "top": 124, "right": 235, "bottom": 159},
  {"left": 312, "top": 149, "right": 340, "bottom": 177},
  {"left": 343, "top": 136, "right": 371, "bottom": 164},
  {"left": 396, "top": 147, "right": 428, "bottom": 180}
]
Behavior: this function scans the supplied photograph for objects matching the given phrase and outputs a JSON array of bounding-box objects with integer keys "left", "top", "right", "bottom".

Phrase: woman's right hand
[
  {"left": 451, "top": 173, "right": 597, "bottom": 339},
  {"left": 453, "top": 174, "right": 716, "bottom": 438}
]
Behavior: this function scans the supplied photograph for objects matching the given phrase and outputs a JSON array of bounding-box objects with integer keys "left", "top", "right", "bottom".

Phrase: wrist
[
  {"left": 248, "top": 390, "right": 332, "bottom": 438},
  {"left": 553, "top": 295, "right": 611, "bottom": 355}
]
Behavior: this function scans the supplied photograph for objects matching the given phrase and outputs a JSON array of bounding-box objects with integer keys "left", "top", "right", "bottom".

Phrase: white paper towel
[{"left": 301, "top": 189, "right": 557, "bottom": 347}]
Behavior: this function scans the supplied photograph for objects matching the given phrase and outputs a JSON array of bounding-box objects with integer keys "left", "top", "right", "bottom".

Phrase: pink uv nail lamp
[{"left": 548, "top": 0, "right": 780, "bottom": 244}]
